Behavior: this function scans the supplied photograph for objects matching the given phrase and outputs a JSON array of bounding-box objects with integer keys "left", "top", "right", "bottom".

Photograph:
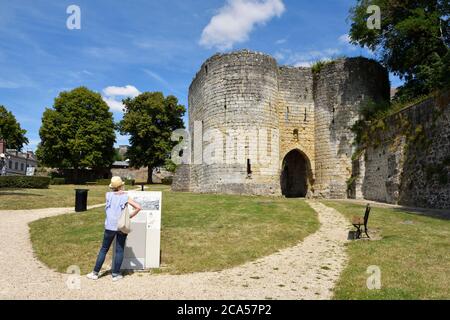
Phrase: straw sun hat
[{"left": 109, "top": 176, "right": 125, "bottom": 189}]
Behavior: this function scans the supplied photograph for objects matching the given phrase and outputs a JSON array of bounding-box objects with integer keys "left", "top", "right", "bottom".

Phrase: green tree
[
  {"left": 0, "top": 105, "right": 29, "bottom": 150},
  {"left": 36, "top": 87, "right": 116, "bottom": 182},
  {"left": 348, "top": 0, "right": 449, "bottom": 101},
  {"left": 164, "top": 159, "right": 178, "bottom": 173},
  {"left": 118, "top": 92, "right": 185, "bottom": 183}
]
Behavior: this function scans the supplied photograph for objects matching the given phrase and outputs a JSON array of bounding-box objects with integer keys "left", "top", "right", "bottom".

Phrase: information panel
[{"left": 115, "top": 191, "right": 162, "bottom": 270}]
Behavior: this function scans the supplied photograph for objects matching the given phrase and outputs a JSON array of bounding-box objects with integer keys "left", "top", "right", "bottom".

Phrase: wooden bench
[{"left": 352, "top": 204, "right": 371, "bottom": 239}]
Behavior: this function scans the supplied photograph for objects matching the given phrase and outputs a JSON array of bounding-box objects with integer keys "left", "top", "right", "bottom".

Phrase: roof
[
  {"left": 5, "top": 150, "right": 37, "bottom": 162},
  {"left": 112, "top": 161, "right": 130, "bottom": 167}
]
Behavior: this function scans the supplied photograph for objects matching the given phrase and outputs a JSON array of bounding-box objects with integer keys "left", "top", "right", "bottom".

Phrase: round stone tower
[
  {"left": 187, "top": 50, "right": 281, "bottom": 195},
  {"left": 313, "top": 57, "right": 390, "bottom": 198}
]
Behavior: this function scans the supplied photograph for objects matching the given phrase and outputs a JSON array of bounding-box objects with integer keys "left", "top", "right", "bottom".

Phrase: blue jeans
[{"left": 94, "top": 229, "right": 127, "bottom": 276}]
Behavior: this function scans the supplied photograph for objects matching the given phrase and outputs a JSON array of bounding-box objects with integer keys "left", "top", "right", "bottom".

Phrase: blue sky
[{"left": 0, "top": 0, "right": 402, "bottom": 151}]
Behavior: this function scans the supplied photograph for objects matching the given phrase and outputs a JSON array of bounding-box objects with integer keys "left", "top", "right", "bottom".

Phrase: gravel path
[{"left": 0, "top": 201, "right": 349, "bottom": 300}]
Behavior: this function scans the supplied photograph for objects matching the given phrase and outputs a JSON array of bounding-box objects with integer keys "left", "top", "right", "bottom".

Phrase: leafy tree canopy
[
  {"left": 118, "top": 92, "right": 185, "bottom": 183},
  {"left": 0, "top": 105, "right": 29, "bottom": 150},
  {"left": 349, "top": 0, "right": 449, "bottom": 101},
  {"left": 36, "top": 87, "right": 116, "bottom": 175}
]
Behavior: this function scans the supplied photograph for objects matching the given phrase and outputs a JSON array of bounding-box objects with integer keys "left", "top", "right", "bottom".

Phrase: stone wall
[
  {"left": 111, "top": 167, "right": 148, "bottom": 181},
  {"left": 184, "top": 50, "right": 281, "bottom": 195},
  {"left": 173, "top": 51, "right": 390, "bottom": 198},
  {"left": 171, "top": 164, "right": 191, "bottom": 191},
  {"left": 313, "top": 58, "right": 390, "bottom": 198},
  {"left": 358, "top": 93, "right": 450, "bottom": 209},
  {"left": 277, "top": 66, "right": 315, "bottom": 195},
  {"left": 111, "top": 167, "right": 173, "bottom": 183}
]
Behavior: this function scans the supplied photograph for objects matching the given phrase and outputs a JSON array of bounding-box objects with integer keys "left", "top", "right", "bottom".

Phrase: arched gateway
[{"left": 281, "top": 150, "right": 311, "bottom": 198}]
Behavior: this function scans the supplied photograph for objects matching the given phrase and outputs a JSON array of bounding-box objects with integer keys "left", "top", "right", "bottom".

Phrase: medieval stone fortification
[
  {"left": 173, "top": 50, "right": 450, "bottom": 209},
  {"left": 354, "top": 92, "right": 450, "bottom": 209},
  {"left": 173, "top": 49, "right": 391, "bottom": 199}
]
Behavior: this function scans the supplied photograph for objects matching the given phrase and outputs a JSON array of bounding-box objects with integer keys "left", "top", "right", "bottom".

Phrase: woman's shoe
[
  {"left": 86, "top": 272, "right": 99, "bottom": 280},
  {"left": 112, "top": 274, "right": 124, "bottom": 282}
]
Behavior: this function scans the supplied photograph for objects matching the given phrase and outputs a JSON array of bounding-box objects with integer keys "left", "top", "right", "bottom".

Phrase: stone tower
[{"left": 172, "top": 50, "right": 390, "bottom": 198}]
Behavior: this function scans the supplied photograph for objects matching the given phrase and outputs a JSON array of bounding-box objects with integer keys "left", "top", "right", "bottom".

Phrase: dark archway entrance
[{"left": 281, "top": 150, "right": 309, "bottom": 198}]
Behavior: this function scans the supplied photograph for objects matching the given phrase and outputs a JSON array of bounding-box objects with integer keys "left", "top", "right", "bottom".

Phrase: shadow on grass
[
  {"left": 330, "top": 199, "right": 450, "bottom": 221},
  {"left": 391, "top": 207, "right": 450, "bottom": 221}
]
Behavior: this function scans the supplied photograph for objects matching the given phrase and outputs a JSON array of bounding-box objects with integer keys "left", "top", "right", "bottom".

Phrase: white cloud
[
  {"left": 338, "top": 34, "right": 376, "bottom": 56},
  {"left": 25, "top": 138, "right": 41, "bottom": 151},
  {"left": 275, "top": 48, "right": 338, "bottom": 67},
  {"left": 338, "top": 33, "right": 359, "bottom": 52},
  {"left": 102, "top": 85, "right": 140, "bottom": 112},
  {"left": 200, "top": 0, "right": 285, "bottom": 50},
  {"left": 275, "top": 38, "right": 287, "bottom": 45},
  {"left": 103, "top": 85, "right": 140, "bottom": 98},
  {"left": 338, "top": 34, "right": 351, "bottom": 44},
  {"left": 294, "top": 61, "right": 313, "bottom": 67},
  {"left": 102, "top": 96, "right": 126, "bottom": 112}
]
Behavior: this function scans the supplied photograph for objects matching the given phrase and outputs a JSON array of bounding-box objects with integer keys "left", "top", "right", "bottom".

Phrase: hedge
[
  {"left": 50, "top": 178, "right": 66, "bottom": 185},
  {"left": 162, "top": 176, "right": 173, "bottom": 185},
  {"left": 96, "top": 178, "right": 135, "bottom": 186},
  {"left": 0, "top": 176, "right": 51, "bottom": 189}
]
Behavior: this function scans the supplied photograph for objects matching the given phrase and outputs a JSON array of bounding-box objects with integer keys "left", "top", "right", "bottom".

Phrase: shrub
[
  {"left": 164, "top": 159, "right": 178, "bottom": 173},
  {"left": 49, "top": 171, "right": 64, "bottom": 179},
  {"left": 0, "top": 176, "right": 51, "bottom": 189},
  {"left": 162, "top": 176, "right": 173, "bottom": 185},
  {"left": 96, "top": 178, "right": 135, "bottom": 186},
  {"left": 311, "top": 59, "right": 335, "bottom": 74},
  {"left": 50, "top": 178, "right": 65, "bottom": 185},
  {"left": 125, "top": 179, "right": 135, "bottom": 186},
  {"left": 95, "top": 179, "right": 112, "bottom": 185}
]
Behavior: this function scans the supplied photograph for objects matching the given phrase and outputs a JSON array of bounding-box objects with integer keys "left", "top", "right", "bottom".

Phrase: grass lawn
[
  {"left": 323, "top": 201, "right": 450, "bottom": 300},
  {"left": 29, "top": 191, "right": 319, "bottom": 275},
  {"left": 0, "top": 185, "right": 112, "bottom": 210}
]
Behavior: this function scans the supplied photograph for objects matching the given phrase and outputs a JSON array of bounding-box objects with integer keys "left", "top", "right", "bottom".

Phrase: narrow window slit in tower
[
  {"left": 205, "top": 65, "right": 208, "bottom": 75},
  {"left": 247, "top": 159, "right": 252, "bottom": 177},
  {"left": 304, "top": 108, "right": 307, "bottom": 122},
  {"left": 332, "top": 106, "right": 335, "bottom": 124},
  {"left": 224, "top": 96, "right": 227, "bottom": 123}
]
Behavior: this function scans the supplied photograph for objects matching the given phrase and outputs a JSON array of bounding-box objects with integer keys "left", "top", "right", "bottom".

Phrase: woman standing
[{"left": 87, "top": 176, "right": 142, "bottom": 282}]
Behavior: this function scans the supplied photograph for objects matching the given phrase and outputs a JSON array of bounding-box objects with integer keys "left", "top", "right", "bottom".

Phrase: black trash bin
[{"left": 75, "top": 189, "right": 89, "bottom": 212}]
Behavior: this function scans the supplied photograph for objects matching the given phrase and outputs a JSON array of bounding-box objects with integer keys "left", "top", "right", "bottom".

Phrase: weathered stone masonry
[
  {"left": 314, "top": 58, "right": 390, "bottom": 198},
  {"left": 355, "top": 93, "right": 450, "bottom": 209},
  {"left": 173, "top": 50, "right": 390, "bottom": 198}
]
